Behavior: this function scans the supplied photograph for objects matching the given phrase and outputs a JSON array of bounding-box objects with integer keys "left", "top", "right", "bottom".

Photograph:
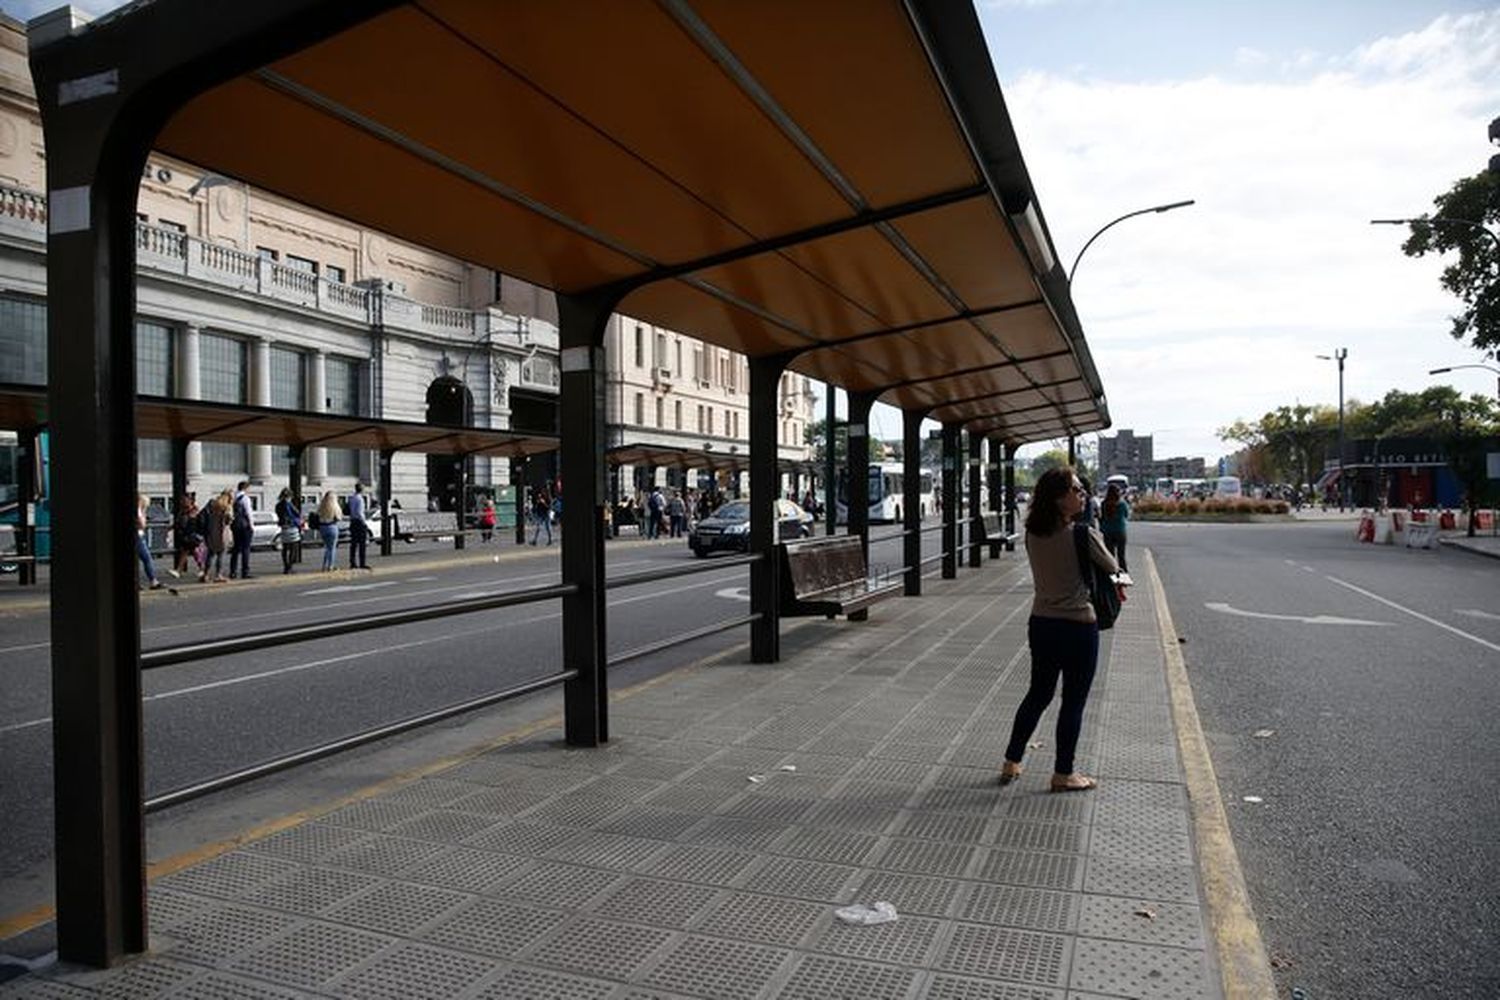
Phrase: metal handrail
[
  {"left": 609, "top": 613, "right": 761, "bottom": 667},
  {"left": 141, "top": 581, "right": 578, "bottom": 669},
  {"left": 144, "top": 669, "right": 576, "bottom": 812},
  {"left": 606, "top": 552, "right": 760, "bottom": 590}
]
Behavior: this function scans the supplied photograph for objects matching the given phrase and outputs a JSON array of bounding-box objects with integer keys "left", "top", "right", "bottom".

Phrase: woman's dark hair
[
  {"left": 1102, "top": 483, "right": 1121, "bottom": 520},
  {"left": 1025, "top": 465, "right": 1076, "bottom": 536}
]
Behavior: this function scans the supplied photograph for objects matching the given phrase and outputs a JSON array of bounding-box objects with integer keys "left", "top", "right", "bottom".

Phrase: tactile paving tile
[
  {"left": 462, "top": 822, "right": 582, "bottom": 856},
  {"left": 323, "top": 880, "right": 468, "bottom": 936},
  {"left": 598, "top": 807, "right": 703, "bottom": 841},
  {"left": 147, "top": 888, "right": 215, "bottom": 930},
  {"left": 643, "top": 783, "right": 742, "bottom": 814},
  {"left": 420, "top": 897, "right": 568, "bottom": 957},
  {"left": 913, "top": 787, "right": 999, "bottom": 816},
  {"left": 870, "top": 741, "right": 951, "bottom": 764},
  {"left": 898, "top": 812, "right": 989, "bottom": 845},
  {"left": 606, "top": 756, "right": 695, "bottom": 782},
  {"left": 526, "top": 793, "right": 631, "bottom": 828},
  {"left": 1076, "top": 894, "right": 1206, "bottom": 950},
  {"left": 378, "top": 778, "right": 475, "bottom": 807},
  {"left": 242, "top": 822, "right": 368, "bottom": 863},
  {"left": 808, "top": 801, "right": 903, "bottom": 833},
  {"left": 163, "top": 904, "right": 289, "bottom": 963},
  {"left": 642, "top": 934, "right": 791, "bottom": 1000},
  {"left": 319, "top": 799, "right": 431, "bottom": 832},
  {"left": 1088, "top": 825, "right": 1193, "bottom": 865},
  {"left": 398, "top": 846, "right": 529, "bottom": 894},
  {"left": 592, "top": 877, "right": 721, "bottom": 929},
  {"left": 1092, "top": 800, "right": 1191, "bottom": 834},
  {"left": 693, "top": 891, "right": 826, "bottom": 947},
  {"left": 811, "top": 911, "right": 942, "bottom": 966},
  {"left": 776, "top": 752, "right": 861, "bottom": 777},
  {"left": 684, "top": 816, "right": 789, "bottom": 851},
  {"left": 743, "top": 856, "right": 859, "bottom": 900},
  {"left": 323, "top": 834, "right": 447, "bottom": 876},
  {"left": 635, "top": 845, "right": 759, "bottom": 886},
  {"left": 876, "top": 838, "right": 975, "bottom": 877},
  {"left": 470, "top": 964, "right": 615, "bottom": 999},
  {"left": 678, "top": 764, "right": 757, "bottom": 788},
  {"left": 960, "top": 884, "right": 1077, "bottom": 932},
  {"left": 245, "top": 867, "right": 382, "bottom": 916},
  {"left": 929, "top": 764, "right": 1000, "bottom": 788},
  {"left": 989, "top": 820, "right": 1087, "bottom": 854},
  {"left": 937, "top": 923, "right": 1070, "bottom": 987},
  {"left": 718, "top": 793, "right": 820, "bottom": 824},
  {"left": 918, "top": 972, "right": 1066, "bottom": 999},
  {"left": 159, "top": 971, "right": 312, "bottom": 998},
  {"left": 527, "top": 915, "right": 673, "bottom": 980},
  {"left": 329, "top": 942, "right": 496, "bottom": 999},
  {"left": 707, "top": 746, "right": 793, "bottom": 771},
  {"left": 773, "top": 826, "right": 880, "bottom": 865},
  {"left": 992, "top": 794, "right": 1092, "bottom": 825},
  {"left": 853, "top": 871, "right": 961, "bottom": 916},
  {"left": 385, "top": 810, "right": 500, "bottom": 843},
  {"left": 1068, "top": 938, "right": 1212, "bottom": 998},
  {"left": 230, "top": 922, "right": 391, "bottom": 990},
  {"left": 157, "top": 851, "right": 297, "bottom": 900},
  {"left": 49, "top": 957, "right": 199, "bottom": 997},
  {"left": 971, "top": 849, "right": 1082, "bottom": 891},
  {"left": 499, "top": 861, "right": 621, "bottom": 908},
  {"left": 853, "top": 758, "right": 934, "bottom": 784},
  {"left": 774, "top": 954, "right": 918, "bottom": 1000},
  {"left": 446, "top": 785, "right": 555, "bottom": 817},
  {"left": 1083, "top": 858, "right": 1199, "bottom": 903},
  {"left": 1095, "top": 780, "right": 1188, "bottom": 812},
  {"left": 1095, "top": 754, "right": 1182, "bottom": 783},
  {"left": 542, "top": 830, "right": 666, "bottom": 870}
]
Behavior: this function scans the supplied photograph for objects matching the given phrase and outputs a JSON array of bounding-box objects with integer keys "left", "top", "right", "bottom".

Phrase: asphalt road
[
  {"left": 0, "top": 523, "right": 948, "bottom": 915},
  {"left": 1142, "top": 519, "right": 1500, "bottom": 999}
]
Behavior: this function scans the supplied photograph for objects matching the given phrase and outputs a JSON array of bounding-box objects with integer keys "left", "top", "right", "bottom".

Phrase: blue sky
[{"left": 4, "top": 1, "right": 1497, "bottom": 462}]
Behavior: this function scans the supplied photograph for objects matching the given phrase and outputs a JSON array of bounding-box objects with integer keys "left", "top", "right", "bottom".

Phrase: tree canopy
[{"left": 1396, "top": 170, "right": 1500, "bottom": 356}]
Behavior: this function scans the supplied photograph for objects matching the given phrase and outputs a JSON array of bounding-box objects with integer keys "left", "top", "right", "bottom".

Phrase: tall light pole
[
  {"left": 1428, "top": 363, "right": 1500, "bottom": 405},
  {"left": 1316, "top": 349, "right": 1348, "bottom": 510},
  {"left": 1371, "top": 217, "right": 1500, "bottom": 267},
  {"left": 1069, "top": 199, "right": 1196, "bottom": 284}
]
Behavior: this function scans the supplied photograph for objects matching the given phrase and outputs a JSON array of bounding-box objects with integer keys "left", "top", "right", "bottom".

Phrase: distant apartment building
[
  {"left": 0, "top": 14, "right": 814, "bottom": 514},
  {"left": 1098, "top": 429, "right": 1154, "bottom": 485}
]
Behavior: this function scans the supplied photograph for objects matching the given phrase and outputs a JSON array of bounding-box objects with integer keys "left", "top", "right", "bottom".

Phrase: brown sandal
[
  {"left": 998, "top": 762, "right": 1023, "bottom": 786},
  {"left": 1049, "top": 773, "right": 1097, "bottom": 793}
]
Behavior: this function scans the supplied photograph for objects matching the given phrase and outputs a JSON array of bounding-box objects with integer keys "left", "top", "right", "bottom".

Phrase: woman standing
[
  {"left": 478, "top": 497, "right": 496, "bottom": 542},
  {"left": 316, "top": 490, "right": 341, "bottom": 572},
  {"left": 1099, "top": 483, "right": 1130, "bottom": 573},
  {"left": 999, "top": 466, "right": 1119, "bottom": 792},
  {"left": 171, "top": 493, "right": 201, "bottom": 578},
  {"left": 202, "top": 490, "right": 232, "bottom": 583},
  {"left": 134, "top": 494, "right": 163, "bottom": 590},
  {"left": 274, "top": 488, "right": 304, "bottom": 575}
]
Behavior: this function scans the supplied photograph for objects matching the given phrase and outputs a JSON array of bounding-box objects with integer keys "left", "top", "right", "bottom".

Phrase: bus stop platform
[{"left": 1, "top": 552, "right": 1245, "bottom": 999}]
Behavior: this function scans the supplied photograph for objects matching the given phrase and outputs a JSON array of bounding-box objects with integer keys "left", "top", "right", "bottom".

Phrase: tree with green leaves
[
  {"left": 1393, "top": 170, "right": 1500, "bottom": 356},
  {"left": 804, "top": 419, "right": 847, "bottom": 467},
  {"left": 1217, "top": 405, "right": 1338, "bottom": 489}
]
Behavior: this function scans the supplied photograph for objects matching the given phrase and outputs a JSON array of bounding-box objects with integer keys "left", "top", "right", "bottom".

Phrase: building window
[
  {"left": 325, "top": 355, "right": 363, "bottom": 477},
  {"left": 326, "top": 264, "right": 347, "bottom": 284},
  {"left": 256, "top": 246, "right": 278, "bottom": 261},
  {"left": 634, "top": 392, "right": 644, "bottom": 426},
  {"left": 135, "top": 320, "right": 173, "bottom": 472},
  {"left": 158, "top": 220, "right": 186, "bottom": 234},
  {"left": 693, "top": 347, "right": 704, "bottom": 384},
  {"left": 201, "top": 332, "right": 247, "bottom": 473},
  {"left": 269, "top": 347, "right": 307, "bottom": 410},
  {"left": 654, "top": 332, "right": 666, "bottom": 370},
  {"left": 634, "top": 325, "right": 644, "bottom": 368},
  {"left": 696, "top": 405, "right": 704, "bottom": 434},
  {"left": 675, "top": 341, "right": 682, "bottom": 377},
  {"left": 675, "top": 400, "right": 682, "bottom": 430},
  {"left": 285, "top": 254, "right": 318, "bottom": 274},
  {"left": 655, "top": 397, "right": 664, "bottom": 429},
  {"left": 0, "top": 295, "right": 47, "bottom": 384},
  {"left": 708, "top": 408, "right": 715, "bottom": 435}
]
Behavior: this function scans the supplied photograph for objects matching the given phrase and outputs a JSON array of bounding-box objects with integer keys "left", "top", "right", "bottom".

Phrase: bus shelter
[{"left": 29, "top": 0, "right": 1109, "bottom": 963}]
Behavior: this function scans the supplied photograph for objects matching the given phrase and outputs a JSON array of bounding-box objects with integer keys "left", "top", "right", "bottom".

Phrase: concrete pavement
[{"left": 1, "top": 550, "right": 1262, "bottom": 999}]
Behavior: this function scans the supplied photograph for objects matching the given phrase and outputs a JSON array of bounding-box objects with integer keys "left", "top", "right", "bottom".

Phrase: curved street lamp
[
  {"left": 1371, "top": 217, "right": 1500, "bottom": 267},
  {"left": 1068, "top": 199, "right": 1195, "bottom": 284},
  {"left": 1428, "top": 363, "right": 1500, "bottom": 404}
]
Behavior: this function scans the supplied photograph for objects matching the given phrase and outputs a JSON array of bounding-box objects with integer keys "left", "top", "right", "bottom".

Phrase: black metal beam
[
  {"left": 17, "top": 427, "right": 36, "bottom": 586},
  {"left": 1004, "top": 444, "right": 1017, "bottom": 552},
  {"left": 902, "top": 408, "right": 926, "bottom": 596},
  {"left": 987, "top": 437, "right": 1003, "bottom": 559},
  {"left": 942, "top": 423, "right": 958, "bottom": 580},
  {"left": 823, "top": 383, "right": 837, "bottom": 537},
  {"left": 968, "top": 431, "right": 983, "bottom": 568},
  {"left": 845, "top": 390, "right": 878, "bottom": 621},
  {"left": 749, "top": 354, "right": 791, "bottom": 661},
  {"left": 377, "top": 449, "right": 393, "bottom": 557}
]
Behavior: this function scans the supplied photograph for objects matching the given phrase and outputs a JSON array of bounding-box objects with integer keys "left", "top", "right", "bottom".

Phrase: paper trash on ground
[{"left": 834, "top": 901, "right": 898, "bottom": 926}]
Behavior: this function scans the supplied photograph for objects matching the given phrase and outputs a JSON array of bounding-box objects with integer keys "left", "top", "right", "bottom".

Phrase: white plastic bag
[{"left": 834, "top": 901, "right": 898, "bottom": 925}]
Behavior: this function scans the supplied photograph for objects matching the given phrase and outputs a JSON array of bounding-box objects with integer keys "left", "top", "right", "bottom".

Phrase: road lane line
[
  {"left": 1325, "top": 574, "right": 1500, "bottom": 654},
  {"left": 1456, "top": 608, "right": 1500, "bottom": 622},
  {"left": 299, "top": 581, "right": 400, "bottom": 595},
  {"left": 1204, "top": 602, "right": 1392, "bottom": 627}
]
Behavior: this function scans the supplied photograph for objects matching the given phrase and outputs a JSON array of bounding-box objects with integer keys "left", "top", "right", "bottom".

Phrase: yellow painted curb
[{"left": 1144, "top": 547, "right": 1278, "bottom": 1000}]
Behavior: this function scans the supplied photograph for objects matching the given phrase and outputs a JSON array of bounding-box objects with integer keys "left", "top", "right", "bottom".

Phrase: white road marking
[
  {"left": 715, "top": 587, "right": 751, "bottom": 601},
  {"left": 1455, "top": 608, "right": 1500, "bottom": 622},
  {"left": 1325, "top": 575, "right": 1500, "bottom": 654},
  {"left": 300, "top": 581, "right": 399, "bottom": 595},
  {"left": 1204, "top": 602, "right": 1392, "bottom": 627}
]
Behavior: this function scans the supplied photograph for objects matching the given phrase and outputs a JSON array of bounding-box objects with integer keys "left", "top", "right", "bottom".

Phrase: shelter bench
[
  {"left": 779, "top": 535, "right": 903, "bottom": 620},
  {"left": 387, "top": 510, "right": 464, "bottom": 541}
]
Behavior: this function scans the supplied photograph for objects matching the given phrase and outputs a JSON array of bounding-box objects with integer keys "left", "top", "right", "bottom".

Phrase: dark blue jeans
[{"left": 1004, "top": 615, "right": 1101, "bottom": 775}]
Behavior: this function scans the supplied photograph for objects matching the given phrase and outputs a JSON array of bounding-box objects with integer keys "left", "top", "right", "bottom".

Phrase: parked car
[
  {"left": 250, "top": 509, "right": 280, "bottom": 549},
  {"left": 689, "top": 498, "right": 812, "bottom": 557}
]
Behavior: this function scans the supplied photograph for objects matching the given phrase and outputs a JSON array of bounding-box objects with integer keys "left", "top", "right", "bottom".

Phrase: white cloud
[
  {"left": 1000, "top": 11, "right": 1500, "bottom": 460},
  {"left": 1234, "top": 46, "right": 1270, "bottom": 68}
]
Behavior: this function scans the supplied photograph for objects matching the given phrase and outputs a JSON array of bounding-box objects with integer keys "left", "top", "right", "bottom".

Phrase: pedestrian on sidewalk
[
  {"left": 668, "top": 490, "right": 686, "bottom": 538},
  {"left": 347, "top": 482, "right": 371, "bottom": 569},
  {"left": 314, "top": 490, "right": 341, "bottom": 571},
  {"left": 202, "top": 490, "right": 231, "bottom": 582},
  {"left": 171, "top": 493, "right": 201, "bottom": 578},
  {"left": 134, "top": 494, "right": 163, "bottom": 590},
  {"left": 529, "top": 486, "right": 553, "bottom": 545},
  {"left": 228, "top": 480, "right": 254, "bottom": 579},
  {"left": 479, "top": 497, "right": 496, "bottom": 542},
  {"left": 999, "top": 465, "right": 1118, "bottom": 793},
  {"left": 1099, "top": 482, "right": 1130, "bottom": 573},
  {"left": 274, "top": 488, "right": 304, "bottom": 574}
]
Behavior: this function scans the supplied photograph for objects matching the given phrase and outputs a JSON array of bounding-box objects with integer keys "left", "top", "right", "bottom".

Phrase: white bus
[
  {"left": 1213, "top": 475, "right": 1242, "bottom": 498},
  {"left": 837, "top": 462, "right": 936, "bottom": 523}
]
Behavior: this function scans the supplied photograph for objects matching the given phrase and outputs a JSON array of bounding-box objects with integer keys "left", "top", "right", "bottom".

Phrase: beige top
[{"left": 1026, "top": 523, "right": 1120, "bottom": 623}]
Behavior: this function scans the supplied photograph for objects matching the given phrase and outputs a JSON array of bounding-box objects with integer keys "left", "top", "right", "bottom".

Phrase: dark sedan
[{"left": 689, "top": 498, "right": 811, "bottom": 556}]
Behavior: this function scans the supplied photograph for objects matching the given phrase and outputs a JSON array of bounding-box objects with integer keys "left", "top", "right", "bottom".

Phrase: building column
[
  {"left": 249, "top": 337, "right": 271, "bottom": 483},
  {"left": 308, "top": 350, "right": 328, "bottom": 483},
  {"left": 749, "top": 355, "right": 790, "bottom": 661},
  {"left": 902, "top": 408, "right": 925, "bottom": 597},
  {"left": 177, "top": 323, "right": 201, "bottom": 479},
  {"left": 942, "top": 423, "right": 958, "bottom": 579}
]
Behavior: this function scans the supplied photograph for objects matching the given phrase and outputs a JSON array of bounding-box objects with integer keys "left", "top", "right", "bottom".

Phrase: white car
[{"left": 250, "top": 510, "right": 280, "bottom": 549}]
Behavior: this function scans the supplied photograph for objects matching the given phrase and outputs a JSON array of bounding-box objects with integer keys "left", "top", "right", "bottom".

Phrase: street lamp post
[
  {"left": 1371, "top": 217, "right": 1500, "bottom": 268},
  {"left": 1316, "top": 348, "right": 1348, "bottom": 510},
  {"left": 1069, "top": 199, "right": 1196, "bottom": 284},
  {"left": 1428, "top": 363, "right": 1500, "bottom": 405}
]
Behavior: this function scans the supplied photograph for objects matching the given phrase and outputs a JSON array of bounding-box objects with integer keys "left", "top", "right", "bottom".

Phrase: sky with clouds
[{"left": 2, "top": 1, "right": 1497, "bottom": 463}]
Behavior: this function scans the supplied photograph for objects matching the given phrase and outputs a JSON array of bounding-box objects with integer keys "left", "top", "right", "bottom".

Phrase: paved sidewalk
[
  {"left": 1440, "top": 532, "right": 1500, "bottom": 560},
  {"left": 2, "top": 556, "right": 1227, "bottom": 999}
]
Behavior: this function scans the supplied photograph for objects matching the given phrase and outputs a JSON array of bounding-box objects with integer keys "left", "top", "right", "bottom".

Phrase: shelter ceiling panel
[
  {"left": 1013, "top": 353, "right": 1077, "bottom": 386},
  {"left": 619, "top": 281, "right": 818, "bottom": 358},
  {"left": 686, "top": 255, "right": 892, "bottom": 342},
  {"left": 260, "top": 5, "right": 776, "bottom": 268},
  {"left": 158, "top": 79, "right": 644, "bottom": 293},
  {"left": 773, "top": 226, "right": 968, "bottom": 332},
  {"left": 889, "top": 199, "right": 1038, "bottom": 310},
  {"left": 422, "top": 0, "right": 855, "bottom": 246},
  {"left": 693, "top": 0, "right": 981, "bottom": 207},
  {"left": 970, "top": 304, "right": 1072, "bottom": 358},
  {"left": 933, "top": 387, "right": 1095, "bottom": 426},
  {"left": 786, "top": 347, "right": 905, "bottom": 395}
]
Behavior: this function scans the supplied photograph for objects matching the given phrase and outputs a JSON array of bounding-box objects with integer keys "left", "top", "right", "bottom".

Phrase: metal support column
[
  {"left": 453, "top": 455, "right": 467, "bottom": 550},
  {"left": 1004, "top": 445, "right": 1017, "bottom": 552},
  {"left": 824, "top": 382, "right": 837, "bottom": 536},
  {"left": 513, "top": 457, "right": 527, "bottom": 546},
  {"left": 968, "top": 431, "right": 983, "bottom": 568},
  {"left": 750, "top": 355, "right": 790, "bottom": 661},
  {"left": 377, "top": 449, "right": 393, "bottom": 557},
  {"left": 557, "top": 292, "right": 616, "bottom": 745},
  {"left": 902, "top": 408, "right": 924, "bottom": 596},
  {"left": 287, "top": 445, "right": 304, "bottom": 564},
  {"left": 942, "top": 423, "right": 958, "bottom": 579},
  {"left": 16, "top": 428, "right": 36, "bottom": 586},
  {"left": 987, "top": 438, "right": 1003, "bottom": 559},
  {"left": 845, "top": 391, "right": 876, "bottom": 620},
  {"left": 1067, "top": 435, "right": 1076, "bottom": 466}
]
